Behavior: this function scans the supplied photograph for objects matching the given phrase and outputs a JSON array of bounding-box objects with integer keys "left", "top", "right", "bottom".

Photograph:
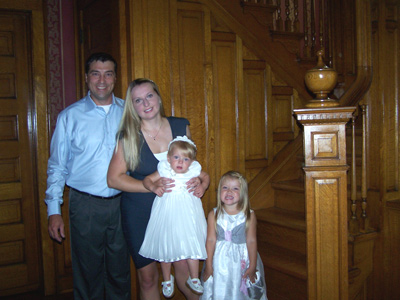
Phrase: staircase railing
[
  {"left": 240, "top": 0, "right": 329, "bottom": 61},
  {"left": 349, "top": 103, "right": 370, "bottom": 235}
]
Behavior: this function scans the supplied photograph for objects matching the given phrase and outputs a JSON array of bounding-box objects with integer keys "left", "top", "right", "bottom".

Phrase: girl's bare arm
[
  {"left": 203, "top": 210, "right": 217, "bottom": 281},
  {"left": 244, "top": 211, "right": 258, "bottom": 282}
]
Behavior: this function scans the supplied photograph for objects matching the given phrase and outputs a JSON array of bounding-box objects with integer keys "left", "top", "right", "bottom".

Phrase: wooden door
[{"left": 0, "top": 10, "right": 41, "bottom": 296}]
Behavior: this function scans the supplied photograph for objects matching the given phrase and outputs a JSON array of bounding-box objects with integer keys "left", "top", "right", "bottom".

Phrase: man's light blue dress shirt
[{"left": 45, "top": 92, "right": 124, "bottom": 217}]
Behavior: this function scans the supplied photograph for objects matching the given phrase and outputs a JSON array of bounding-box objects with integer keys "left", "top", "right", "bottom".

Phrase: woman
[{"left": 107, "top": 78, "right": 206, "bottom": 300}]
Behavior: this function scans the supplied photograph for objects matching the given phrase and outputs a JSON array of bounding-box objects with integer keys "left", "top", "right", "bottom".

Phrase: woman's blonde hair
[
  {"left": 116, "top": 78, "right": 166, "bottom": 171},
  {"left": 215, "top": 171, "right": 251, "bottom": 229}
]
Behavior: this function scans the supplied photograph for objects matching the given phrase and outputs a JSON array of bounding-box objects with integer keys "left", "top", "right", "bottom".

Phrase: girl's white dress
[
  {"left": 139, "top": 160, "right": 207, "bottom": 262},
  {"left": 201, "top": 208, "right": 268, "bottom": 300}
]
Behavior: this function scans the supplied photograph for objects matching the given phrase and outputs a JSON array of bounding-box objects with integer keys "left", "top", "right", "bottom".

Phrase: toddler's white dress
[
  {"left": 200, "top": 208, "right": 268, "bottom": 300},
  {"left": 139, "top": 160, "right": 207, "bottom": 262}
]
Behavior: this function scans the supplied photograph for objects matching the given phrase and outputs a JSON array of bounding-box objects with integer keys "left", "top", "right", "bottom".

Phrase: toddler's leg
[
  {"left": 161, "top": 262, "right": 174, "bottom": 298},
  {"left": 185, "top": 259, "right": 203, "bottom": 295},
  {"left": 187, "top": 259, "right": 199, "bottom": 279},
  {"left": 161, "top": 262, "right": 172, "bottom": 282}
]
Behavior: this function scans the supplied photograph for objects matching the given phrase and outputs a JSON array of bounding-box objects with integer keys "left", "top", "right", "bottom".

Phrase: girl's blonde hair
[
  {"left": 215, "top": 171, "right": 251, "bottom": 229},
  {"left": 116, "top": 78, "right": 166, "bottom": 171},
  {"left": 168, "top": 140, "right": 197, "bottom": 161}
]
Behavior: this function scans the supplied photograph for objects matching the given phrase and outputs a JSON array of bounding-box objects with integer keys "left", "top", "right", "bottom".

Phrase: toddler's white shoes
[
  {"left": 186, "top": 276, "right": 204, "bottom": 295},
  {"left": 162, "top": 274, "right": 174, "bottom": 298}
]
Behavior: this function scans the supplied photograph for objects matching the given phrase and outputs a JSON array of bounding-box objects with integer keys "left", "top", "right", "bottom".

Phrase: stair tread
[
  {"left": 262, "top": 245, "right": 307, "bottom": 280},
  {"left": 256, "top": 207, "right": 306, "bottom": 231}
]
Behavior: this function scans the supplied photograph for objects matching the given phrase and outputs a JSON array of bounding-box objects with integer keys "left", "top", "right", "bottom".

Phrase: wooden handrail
[{"left": 338, "top": 0, "right": 373, "bottom": 106}]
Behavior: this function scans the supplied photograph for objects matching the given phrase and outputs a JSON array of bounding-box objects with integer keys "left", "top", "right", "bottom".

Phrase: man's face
[{"left": 85, "top": 60, "right": 116, "bottom": 105}]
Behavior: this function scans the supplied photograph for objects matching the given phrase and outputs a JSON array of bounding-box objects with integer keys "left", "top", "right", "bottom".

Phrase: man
[{"left": 45, "top": 52, "right": 130, "bottom": 299}]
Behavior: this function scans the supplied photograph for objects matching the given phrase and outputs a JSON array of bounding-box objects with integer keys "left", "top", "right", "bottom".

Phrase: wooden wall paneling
[
  {"left": 380, "top": 1, "right": 399, "bottom": 193},
  {"left": 130, "top": 0, "right": 145, "bottom": 79},
  {"left": 117, "top": 0, "right": 130, "bottom": 95},
  {"left": 272, "top": 85, "right": 295, "bottom": 157},
  {"left": 32, "top": 2, "right": 52, "bottom": 295},
  {"left": 211, "top": 31, "right": 239, "bottom": 179},
  {"left": 169, "top": 0, "right": 182, "bottom": 117},
  {"left": 384, "top": 201, "right": 400, "bottom": 300},
  {"left": 136, "top": 0, "right": 172, "bottom": 109},
  {"left": 236, "top": 35, "right": 245, "bottom": 177},
  {"left": 366, "top": 1, "right": 399, "bottom": 298},
  {"left": 365, "top": 5, "right": 380, "bottom": 191},
  {"left": 177, "top": 1, "right": 208, "bottom": 163},
  {"left": 176, "top": 2, "right": 214, "bottom": 212},
  {"left": 243, "top": 60, "right": 268, "bottom": 182},
  {"left": 76, "top": 0, "right": 122, "bottom": 97}
]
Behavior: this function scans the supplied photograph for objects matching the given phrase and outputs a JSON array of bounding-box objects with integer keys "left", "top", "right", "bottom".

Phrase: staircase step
[
  {"left": 261, "top": 245, "right": 307, "bottom": 300},
  {"left": 272, "top": 180, "right": 305, "bottom": 213},
  {"left": 261, "top": 244, "right": 306, "bottom": 280},
  {"left": 256, "top": 207, "right": 306, "bottom": 255}
]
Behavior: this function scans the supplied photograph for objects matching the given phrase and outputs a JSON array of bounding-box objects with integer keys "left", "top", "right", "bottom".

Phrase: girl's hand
[
  {"left": 243, "top": 267, "right": 257, "bottom": 284},
  {"left": 203, "top": 266, "right": 213, "bottom": 282}
]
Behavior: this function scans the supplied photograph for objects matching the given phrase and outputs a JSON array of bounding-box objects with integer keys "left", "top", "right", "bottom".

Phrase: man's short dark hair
[{"left": 85, "top": 52, "right": 117, "bottom": 74}]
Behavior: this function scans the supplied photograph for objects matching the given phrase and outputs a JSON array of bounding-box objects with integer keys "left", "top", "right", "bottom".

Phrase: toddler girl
[
  {"left": 139, "top": 135, "right": 209, "bottom": 298},
  {"left": 201, "top": 171, "right": 268, "bottom": 300}
]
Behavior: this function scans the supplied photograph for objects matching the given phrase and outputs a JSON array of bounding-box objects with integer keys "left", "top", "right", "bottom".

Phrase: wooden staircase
[
  {"left": 258, "top": 206, "right": 307, "bottom": 300},
  {"left": 198, "top": 1, "right": 377, "bottom": 299},
  {"left": 254, "top": 139, "right": 377, "bottom": 299}
]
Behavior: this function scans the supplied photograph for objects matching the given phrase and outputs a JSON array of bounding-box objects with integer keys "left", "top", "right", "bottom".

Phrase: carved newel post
[{"left": 294, "top": 50, "right": 355, "bottom": 300}]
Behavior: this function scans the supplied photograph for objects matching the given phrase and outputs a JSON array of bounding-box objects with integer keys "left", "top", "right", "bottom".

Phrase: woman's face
[{"left": 131, "top": 82, "right": 161, "bottom": 120}]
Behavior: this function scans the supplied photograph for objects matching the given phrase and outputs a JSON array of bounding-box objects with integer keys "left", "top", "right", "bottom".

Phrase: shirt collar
[{"left": 84, "top": 91, "right": 116, "bottom": 112}]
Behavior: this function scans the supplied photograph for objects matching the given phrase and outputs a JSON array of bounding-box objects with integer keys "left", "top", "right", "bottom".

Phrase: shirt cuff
[{"left": 47, "top": 201, "right": 62, "bottom": 217}]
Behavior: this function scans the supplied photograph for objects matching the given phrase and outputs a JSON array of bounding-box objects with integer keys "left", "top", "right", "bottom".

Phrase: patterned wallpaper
[{"left": 46, "top": 0, "right": 76, "bottom": 134}]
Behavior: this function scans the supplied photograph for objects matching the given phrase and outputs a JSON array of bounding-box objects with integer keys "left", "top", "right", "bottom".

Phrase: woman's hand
[
  {"left": 187, "top": 177, "right": 206, "bottom": 197},
  {"left": 187, "top": 170, "right": 210, "bottom": 197},
  {"left": 153, "top": 176, "right": 175, "bottom": 195}
]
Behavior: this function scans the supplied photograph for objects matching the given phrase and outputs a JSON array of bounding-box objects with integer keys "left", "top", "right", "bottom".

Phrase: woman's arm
[
  {"left": 143, "top": 171, "right": 166, "bottom": 197},
  {"left": 191, "top": 170, "right": 210, "bottom": 197},
  {"left": 107, "top": 141, "right": 148, "bottom": 193},
  {"left": 243, "top": 211, "right": 258, "bottom": 283},
  {"left": 203, "top": 210, "right": 217, "bottom": 282}
]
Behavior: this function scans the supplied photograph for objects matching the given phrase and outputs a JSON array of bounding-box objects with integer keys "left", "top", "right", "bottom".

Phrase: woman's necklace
[{"left": 142, "top": 121, "right": 163, "bottom": 140}]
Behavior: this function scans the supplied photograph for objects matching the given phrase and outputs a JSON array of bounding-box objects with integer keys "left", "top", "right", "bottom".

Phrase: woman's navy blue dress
[{"left": 120, "top": 117, "right": 189, "bottom": 269}]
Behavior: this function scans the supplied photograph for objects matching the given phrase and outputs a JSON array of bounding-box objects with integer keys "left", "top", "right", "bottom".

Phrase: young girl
[
  {"left": 139, "top": 136, "right": 209, "bottom": 298},
  {"left": 201, "top": 171, "right": 268, "bottom": 300}
]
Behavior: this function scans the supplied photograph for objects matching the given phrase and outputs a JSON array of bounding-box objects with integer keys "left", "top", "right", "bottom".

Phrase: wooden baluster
[
  {"left": 293, "top": 0, "right": 300, "bottom": 32},
  {"left": 276, "top": 0, "right": 283, "bottom": 31},
  {"left": 319, "top": 0, "right": 324, "bottom": 52},
  {"left": 310, "top": 0, "right": 316, "bottom": 56},
  {"left": 284, "top": 0, "right": 291, "bottom": 31},
  {"left": 360, "top": 104, "right": 369, "bottom": 230},
  {"left": 303, "top": 0, "right": 310, "bottom": 57},
  {"left": 349, "top": 114, "right": 359, "bottom": 234}
]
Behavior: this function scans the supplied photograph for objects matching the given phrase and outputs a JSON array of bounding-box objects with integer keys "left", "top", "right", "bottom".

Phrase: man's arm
[{"left": 45, "top": 114, "right": 69, "bottom": 242}]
